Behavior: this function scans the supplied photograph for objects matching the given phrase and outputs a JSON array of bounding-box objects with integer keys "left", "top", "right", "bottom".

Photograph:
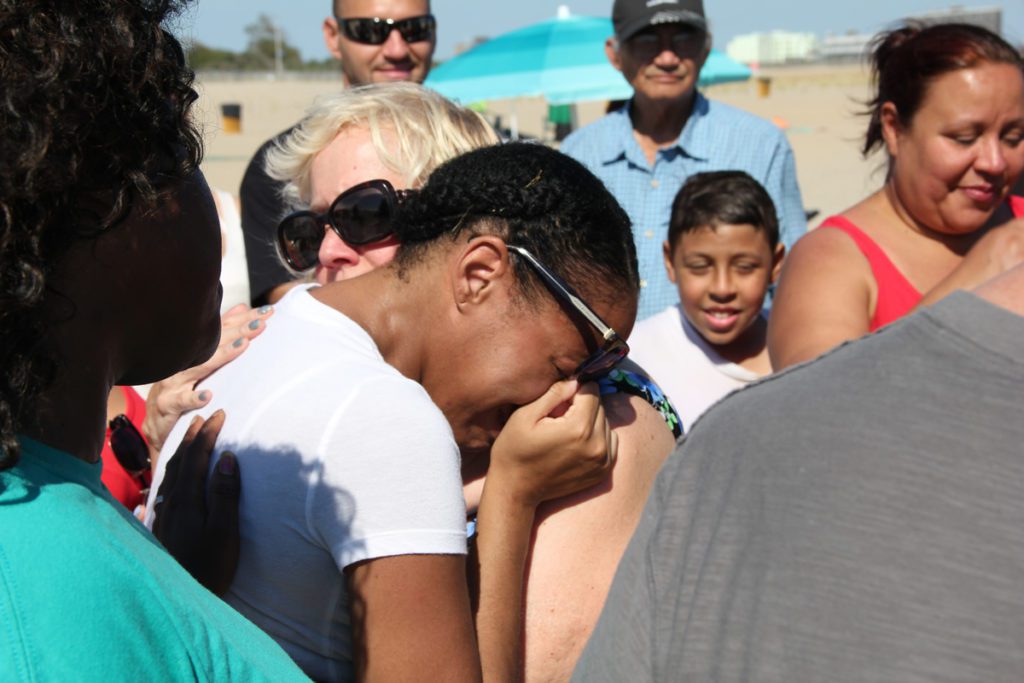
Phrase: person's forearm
[
  {"left": 915, "top": 261, "right": 1001, "bottom": 309},
  {"left": 917, "top": 220, "right": 1024, "bottom": 309},
  {"left": 473, "top": 482, "right": 536, "bottom": 682}
]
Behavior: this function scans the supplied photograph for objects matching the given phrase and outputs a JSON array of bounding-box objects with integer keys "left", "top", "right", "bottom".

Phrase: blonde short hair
[{"left": 264, "top": 82, "right": 498, "bottom": 208}]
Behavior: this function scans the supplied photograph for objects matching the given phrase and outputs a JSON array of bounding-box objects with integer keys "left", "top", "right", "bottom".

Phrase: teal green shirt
[{"left": 0, "top": 437, "right": 310, "bottom": 682}]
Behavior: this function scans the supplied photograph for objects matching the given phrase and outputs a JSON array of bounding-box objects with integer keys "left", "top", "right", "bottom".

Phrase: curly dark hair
[
  {"left": 0, "top": 0, "right": 202, "bottom": 469},
  {"left": 393, "top": 142, "right": 639, "bottom": 308}
]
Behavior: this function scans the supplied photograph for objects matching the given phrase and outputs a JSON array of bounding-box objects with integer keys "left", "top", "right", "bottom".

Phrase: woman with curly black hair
[{"left": 0, "top": 1, "right": 308, "bottom": 678}]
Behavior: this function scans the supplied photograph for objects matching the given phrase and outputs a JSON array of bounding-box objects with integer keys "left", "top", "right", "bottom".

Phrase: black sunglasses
[
  {"left": 506, "top": 245, "right": 629, "bottom": 382},
  {"left": 337, "top": 14, "right": 436, "bottom": 45},
  {"left": 277, "top": 179, "right": 413, "bottom": 273},
  {"left": 109, "top": 414, "right": 150, "bottom": 479}
]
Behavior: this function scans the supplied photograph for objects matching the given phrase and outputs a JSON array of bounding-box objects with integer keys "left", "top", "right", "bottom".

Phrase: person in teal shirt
[
  {"left": 1, "top": 437, "right": 308, "bottom": 681},
  {"left": 0, "top": 1, "right": 307, "bottom": 679}
]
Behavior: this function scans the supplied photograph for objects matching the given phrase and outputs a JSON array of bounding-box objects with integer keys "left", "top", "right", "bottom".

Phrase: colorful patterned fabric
[{"left": 599, "top": 367, "right": 683, "bottom": 439}]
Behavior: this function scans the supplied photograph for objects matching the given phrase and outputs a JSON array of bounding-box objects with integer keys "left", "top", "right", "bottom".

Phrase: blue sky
[{"left": 178, "top": 1, "right": 1021, "bottom": 61}]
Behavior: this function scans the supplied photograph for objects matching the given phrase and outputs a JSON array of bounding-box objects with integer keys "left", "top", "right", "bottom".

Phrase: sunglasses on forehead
[
  {"left": 277, "top": 179, "right": 413, "bottom": 273},
  {"left": 506, "top": 245, "right": 629, "bottom": 382},
  {"left": 337, "top": 14, "right": 436, "bottom": 45}
]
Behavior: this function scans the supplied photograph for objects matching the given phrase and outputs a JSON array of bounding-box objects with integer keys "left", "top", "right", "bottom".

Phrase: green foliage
[{"left": 186, "top": 14, "right": 337, "bottom": 72}]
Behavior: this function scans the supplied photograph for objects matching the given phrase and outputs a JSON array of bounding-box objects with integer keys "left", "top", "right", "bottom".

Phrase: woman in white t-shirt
[{"left": 149, "top": 87, "right": 679, "bottom": 683}]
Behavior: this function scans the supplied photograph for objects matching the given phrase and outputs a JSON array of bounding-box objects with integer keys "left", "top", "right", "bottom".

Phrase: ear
[
  {"left": 662, "top": 240, "right": 678, "bottom": 284},
  {"left": 769, "top": 242, "right": 785, "bottom": 285},
  {"left": 451, "top": 236, "right": 514, "bottom": 311},
  {"left": 880, "top": 101, "right": 903, "bottom": 159},
  {"left": 323, "top": 17, "right": 344, "bottom": 61},
  {"left": 605, "top": 37, "right": 622, "bottom": 72}
]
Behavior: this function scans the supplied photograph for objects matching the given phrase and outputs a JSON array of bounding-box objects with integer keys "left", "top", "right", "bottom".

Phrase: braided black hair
[
  {"left": 0, "top": 0, "right": 201, "bottom": 469},
  {"left": 394, "top": 142, "right": 639, "bottom": 306}
]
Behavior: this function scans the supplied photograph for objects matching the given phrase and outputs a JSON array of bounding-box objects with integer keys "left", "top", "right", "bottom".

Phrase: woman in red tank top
[{"left": 769, "top": 23, "right": 1024, "bottom": 370}]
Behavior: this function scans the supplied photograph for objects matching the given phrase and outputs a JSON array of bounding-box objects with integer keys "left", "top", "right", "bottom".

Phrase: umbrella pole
[{"left": 510, "top": 100, "right": 519, "bottom": 141}]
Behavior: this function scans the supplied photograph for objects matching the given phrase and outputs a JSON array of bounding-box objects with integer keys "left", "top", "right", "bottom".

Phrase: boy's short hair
[{"left": 668, "top": 171, "right": 779, "bottom": 250}]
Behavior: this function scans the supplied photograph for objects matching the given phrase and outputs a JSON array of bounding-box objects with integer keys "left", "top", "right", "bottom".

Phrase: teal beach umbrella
[{"left": 426, "top": 8, "right": 751, "bottom": 105}]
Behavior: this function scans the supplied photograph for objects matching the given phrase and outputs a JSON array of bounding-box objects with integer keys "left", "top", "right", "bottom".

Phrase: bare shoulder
[
  {"left": 787, "top": 221, "right": 873, "bottom": 273},
  {"left": 776, "top": 220, "right": 876, "bottom": 312},
  {"left": 603, "top": 391, "right": 676, "bottom": 494},
  {"left": 522, "top": 393, "right": 676, "bottom": 682},
  {"left": 534, "top": 392, "right": 674, "bottom": 522},
  {"left": 770, "top": 218, "right": 877, "bottom": 369}
]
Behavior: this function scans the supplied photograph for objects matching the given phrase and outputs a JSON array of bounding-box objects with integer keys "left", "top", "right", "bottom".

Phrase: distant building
[
  {"left": 726, "top": 31, "right": 818, "bottom": 65},
  {"left": 819, "top": 31, "right": 873, "bottom": 63},
  {"left": 906, "top": 5, "right": 1002, "bottom": 35},
  {"left": 817, "top": 5, "right": 1006, "bottom": 65}
]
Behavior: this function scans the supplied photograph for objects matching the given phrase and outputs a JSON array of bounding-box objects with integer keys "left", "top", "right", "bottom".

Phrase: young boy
[{"left": 628, "top": 171, "right": 785, "bottom": 432}]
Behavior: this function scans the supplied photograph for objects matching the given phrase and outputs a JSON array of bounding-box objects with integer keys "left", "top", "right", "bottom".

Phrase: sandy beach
[{"left": 195, "top": 63, "right": 880, "bottom": 225}]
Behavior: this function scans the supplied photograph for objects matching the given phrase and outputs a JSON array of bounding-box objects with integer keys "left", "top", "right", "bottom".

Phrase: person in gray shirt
[{"left": 573, "top": 264, "right": 1024, "bottom": 682}]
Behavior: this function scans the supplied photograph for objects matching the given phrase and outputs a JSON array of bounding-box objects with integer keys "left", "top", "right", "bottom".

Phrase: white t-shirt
[
  {"left": 628, "top": 305, "right": 760, "bottom": 433},
  {"left": 146, "top": 284, "right": 467, "bottom": 682}
]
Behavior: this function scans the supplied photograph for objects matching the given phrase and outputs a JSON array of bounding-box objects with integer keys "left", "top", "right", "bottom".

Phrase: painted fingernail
[
  {"left": 197, "top": 390, "right": 210, "bottom": 402},
  {"left": 248, "top": 320, "right": 261, "bottom": 330},
  {"left": 258, "top": 305, "right": 273, "bottom": 314},
  {"left": 232, "top": 337, "right": 244, "bottom": 348},
  {"left": 217, "top": 455, "right": 236, "bottom": 475}
]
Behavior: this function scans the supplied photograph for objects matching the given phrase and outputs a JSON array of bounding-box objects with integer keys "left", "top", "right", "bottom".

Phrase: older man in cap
[{"left": 561, "top": 0, "right": 805, "bottom": 321}]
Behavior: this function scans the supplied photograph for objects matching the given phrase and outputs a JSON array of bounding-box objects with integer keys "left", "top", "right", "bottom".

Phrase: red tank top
[
  {"left": 819, "top": 216, "right": 922, "bottom": 332},
  {"left": 1010, "top": 195, "right": 1024, "bottom": 218}
]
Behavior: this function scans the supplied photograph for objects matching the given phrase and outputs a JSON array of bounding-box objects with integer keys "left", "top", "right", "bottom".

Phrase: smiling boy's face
[{"left": 663, "top": 223, "right": 783, "bottom": 348}]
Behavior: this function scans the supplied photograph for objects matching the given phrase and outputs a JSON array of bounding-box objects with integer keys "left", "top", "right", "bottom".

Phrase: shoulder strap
[
  {"left": 1008, "top": 195, "right": 1024, "bottom": 218},
  {"left": 819, "top": 215, "right": 922, "bottom": 330}
]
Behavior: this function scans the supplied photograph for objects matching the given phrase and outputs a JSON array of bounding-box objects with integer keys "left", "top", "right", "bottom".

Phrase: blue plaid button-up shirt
[{"left": 561, "top": 94, "right": 806, "bottom": 320}]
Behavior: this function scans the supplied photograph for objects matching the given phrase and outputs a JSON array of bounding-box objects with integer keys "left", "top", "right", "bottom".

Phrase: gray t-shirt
[{"left": 573, "top": 292, "right": 1024, "bottom": 682}]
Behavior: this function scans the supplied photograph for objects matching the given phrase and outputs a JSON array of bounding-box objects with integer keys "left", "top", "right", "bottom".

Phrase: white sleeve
[{"left": 306, "top": 376, "right": 468, "bottom": 570}]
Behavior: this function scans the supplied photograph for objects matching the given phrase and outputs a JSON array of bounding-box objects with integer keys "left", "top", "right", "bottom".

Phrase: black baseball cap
[{"left": 612, "top": 0, "right": 707, "bottom": 42}]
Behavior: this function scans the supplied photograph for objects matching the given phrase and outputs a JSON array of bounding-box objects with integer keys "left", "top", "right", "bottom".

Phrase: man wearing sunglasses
[
  {"left": 240, "top": 0, "right": 437, "bottom": 307},
  {"left": 324, "top": 0, "right": 435, "bottom": 87}
]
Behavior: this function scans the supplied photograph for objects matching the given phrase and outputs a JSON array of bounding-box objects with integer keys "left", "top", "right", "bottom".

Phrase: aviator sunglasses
[
  {"left": 277, "top": 179, "right": 413, "bottom": 272},
  {"left": 507, "top": 245, "right": 629, "bottom": 382},
  {"left": 337, "top": 14, "right": 436, "bottom": 45}
]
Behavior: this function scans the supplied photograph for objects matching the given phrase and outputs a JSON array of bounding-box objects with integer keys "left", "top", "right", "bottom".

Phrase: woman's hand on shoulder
[
  {"left": 142, "top": 303, "right": 273, "bottom": 460},
  {"left": 487, "top": 380, "right": 615, "bottom": 509},
  {"left": 768, "top": 226, "right": 875, "bottom": 370}
]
